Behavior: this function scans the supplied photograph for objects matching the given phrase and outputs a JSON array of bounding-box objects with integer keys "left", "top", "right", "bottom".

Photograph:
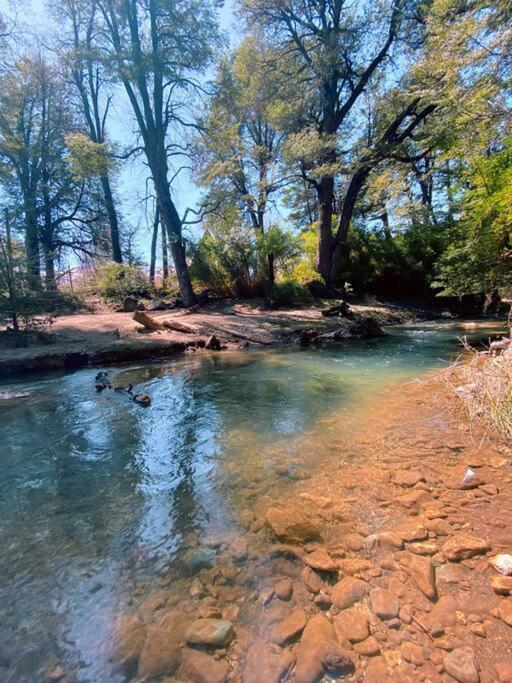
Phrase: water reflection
[{"left": 0, "top": 320, "right": 505, "bottom": 680}]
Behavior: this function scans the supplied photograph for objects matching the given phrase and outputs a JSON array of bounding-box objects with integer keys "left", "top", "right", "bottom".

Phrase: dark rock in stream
[{"left": 182, "top": 547, "right": 217, "bottom": 574}]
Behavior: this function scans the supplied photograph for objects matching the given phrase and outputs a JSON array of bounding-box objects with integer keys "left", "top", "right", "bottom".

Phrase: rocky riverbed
[{"left": 103, "top": 375, "right": 512, "bottom": 683}]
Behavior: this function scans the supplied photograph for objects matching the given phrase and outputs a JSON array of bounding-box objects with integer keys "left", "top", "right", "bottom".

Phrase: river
[{"left": 0, "top": 320, "right": 504, "bottom": 682}]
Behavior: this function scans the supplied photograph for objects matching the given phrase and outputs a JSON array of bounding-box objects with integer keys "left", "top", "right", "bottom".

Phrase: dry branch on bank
[
  {"left": 133, "top": 311, "right": 197, "bottom": 334},
  {"left": 440, "top": 336, "right": 512, "bottom": 445}
]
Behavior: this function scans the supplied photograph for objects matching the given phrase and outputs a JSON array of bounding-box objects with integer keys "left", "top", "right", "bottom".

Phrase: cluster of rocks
[{"left": 105, "top": 382, "right": 512, "bottom": 683}]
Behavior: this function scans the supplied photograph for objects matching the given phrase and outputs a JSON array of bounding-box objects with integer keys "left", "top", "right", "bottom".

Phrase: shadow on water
[{"left": 0, "top": 319, "right": 505, "bottom": 680}]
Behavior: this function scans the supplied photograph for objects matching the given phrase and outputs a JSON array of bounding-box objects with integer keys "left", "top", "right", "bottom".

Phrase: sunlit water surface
[{"left": 0, "top": 321, "right": 503, "bottom": 681}]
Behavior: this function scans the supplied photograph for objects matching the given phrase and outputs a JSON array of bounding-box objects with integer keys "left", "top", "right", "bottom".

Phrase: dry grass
[{"left": 439, "top": 338, "right": 512, "bottom": 445}]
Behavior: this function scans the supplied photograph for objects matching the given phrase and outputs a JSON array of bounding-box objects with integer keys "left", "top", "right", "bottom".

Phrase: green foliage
[
  {"left": 65, "top": 133, "right": 113, "bottom": 180},
  {"left": 435, "top": 141, "right": 512, "bottom": 298},
  {"left": 273, "top": 280, "right": 313, "bottom": 308},
  {"left": 94, "top": 262, "right": 149, "bottom": 302}
]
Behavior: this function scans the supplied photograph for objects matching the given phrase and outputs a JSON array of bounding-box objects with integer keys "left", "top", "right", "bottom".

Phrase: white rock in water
[
  {"left": 461, "top": 467, "right": 477, "bottom": 485},
  {"left": 490, "top": 554, "right": 512, "bottom": 576}
]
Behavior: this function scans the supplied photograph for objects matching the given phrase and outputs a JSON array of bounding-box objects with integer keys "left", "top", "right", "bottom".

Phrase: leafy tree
[{"left": 95, "top": 0, "right": 222, "bottom": 306}]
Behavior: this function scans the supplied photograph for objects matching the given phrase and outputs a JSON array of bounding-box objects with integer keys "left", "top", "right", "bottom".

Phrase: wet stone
[
  {"left": 273, "top": 578, "right": 293, "bottom": 600},
  {"left": 302, "top": 548, "right": 337, "bottom": 572},
  {"left": 370, "top": 587, "right": 399, "bottom": 620},
  {"left": 181, "top": 648, "right": 230, "bottom": 683},
  {"left": 270, "top": 608, "right": 307, "bottom": 645},
  {"left": 443, "top": 647, "right": 480, "bottom": 683},
  {"left": 264, "top": 507, "right": 320, "bottom": 544},
  {"left": 332, "top": 577, "right": 368, "bottom": 609},
  {"left": 353, "top": 636, "right": 381, "bottom": 657},
  {"left": 184, "top": 619, "right": 234, "bottom": 647},
  {"left": 243, "top": 641, "right": 293, "bottom": 683},
  {"left": 334, "top": 608, "right": 369, "bottom": 643}
]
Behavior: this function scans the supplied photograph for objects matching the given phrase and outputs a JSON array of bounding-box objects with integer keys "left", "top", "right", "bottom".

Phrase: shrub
[
  {"left": 94, "top": 262, "right": 149, "bottom": 302},
  {"left": 273, "top": 280, "right": 313, "bottom": 308}
]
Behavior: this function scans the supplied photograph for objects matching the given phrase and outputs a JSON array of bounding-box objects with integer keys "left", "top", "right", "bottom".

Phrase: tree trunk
[
  {"left": 43, "top": 241, "right": 57, "bottom": 291},
  {"left": 24, "top": 200, "right": 41, "bottom": 288},
  {"left": 152, "top": 166, "right": 195, "bottom": 306},
  {"left": 162, "top": 226, "right": 169, "bottom": 281},
  {"left": 315, "top": 175, "right": 335, "bottom": 287},
  {"left": 100, "top": 173, "right": 123, "bottom": 263},
  {"left": 265, "top": 252, "right": 275, "bottom": 308},
  {"left": 329, "top": 167, "right": 370, "bottom": 284},
  {"left": 149, "top": 207, "right": 159, "bottom": 285}
]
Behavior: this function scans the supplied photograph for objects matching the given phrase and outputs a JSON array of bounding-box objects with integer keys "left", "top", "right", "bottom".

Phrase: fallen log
[
  {"left": 133, "top": 310, "right": 197, "bottom": 334},
  {"left": 133, "top": 310, "right": 165, "bottom": 331},
  {"left": 207, "top": 323, "right": 273, "bottom": 346},
  {"left": 162, "top": 319, "right": 198, "bottom": 334}
]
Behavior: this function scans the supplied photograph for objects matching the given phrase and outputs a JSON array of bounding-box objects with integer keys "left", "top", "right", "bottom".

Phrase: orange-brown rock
[
  {"left": 370, "top": 587, "right": 399, "bottom": 620},
  {"left": 270, "top": 608, "right": 307, "bottom": 645},
  {"left": 264, "top": 507, "right": 320, "bottom": 543},
  {"left": 409, "top": 555, "right": 437, "bottom": 600},
  {"left": 442, "top": 534, "right": 490, "bottom": 561},
  {"left": 302, "top": 548, "right": 337, "bottom": 571},
  {"left": 331, "top": 577, "right": 368, "bottom": 609},
  {"left": 181, "top": 648, "right": 230, "bottom": 683},
  {"left": 138, "top": 609, "right": 190, "bottom": 678},
  {"left": 443, "top": 647, "right": 479, "bottom": 683},
  {"left": 334, "top": 608, "right": 369, "bottom": 643},
  {"left": 243, "top": 641, "right": 293, "bottom": 683},
  {"left": 294, "top": 614, "right": 353, "bottom": 683},
  {"left": 111, "top": 614, "right": 146, "bottom": 671}
]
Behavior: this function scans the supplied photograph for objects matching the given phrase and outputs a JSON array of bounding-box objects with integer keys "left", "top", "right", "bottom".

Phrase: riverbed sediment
[{"left": 107, "top": 373, "right": 512, "bottom": 683}]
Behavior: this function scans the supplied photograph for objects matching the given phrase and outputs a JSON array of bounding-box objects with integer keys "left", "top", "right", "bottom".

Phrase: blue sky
[{"left": 0, "top": 0, "right": 236, "bottom": 261}]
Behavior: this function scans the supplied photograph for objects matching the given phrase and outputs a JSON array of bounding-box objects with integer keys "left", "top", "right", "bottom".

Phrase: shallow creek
[{"left": 0, "top": 320, "right": 508, "bottom": 682}]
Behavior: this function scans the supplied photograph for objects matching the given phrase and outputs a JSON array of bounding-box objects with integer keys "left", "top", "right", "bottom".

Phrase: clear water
[{"left": 0, "top": 321, "right": 503, "bottom": 681}]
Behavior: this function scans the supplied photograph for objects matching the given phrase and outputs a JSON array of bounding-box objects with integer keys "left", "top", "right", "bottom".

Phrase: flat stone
[
  {"left": 352, "top": 636, "right": 381, "bottom": 656},
  {"left": 393, "top": 470, "right": 426, "bottom": 487},
  {"left": 443, "top": 534, "right": 490, "bottom": 561},
  {"left": 370, "top": 587, "right": 399, "bottom": 620},
  {"left": 301, "top": 566, "right": 324, "bottom": 594},
  {"left": 138, "top": 610, "right": 190, "bottom": 678},
  {"left": 480, "top": 483, "right": 499, "bottom": 495},
  {"left": 265, "top": 507, "right": 320, "bottom": 543},
  {"left": 112, "top": 614, "right": 146, "bottom": 671},
  {"left": 274, "top": 578, "right": 293, "bottom": 600},
  {"left": 243, "top": 641, "right": 293, "bottom": 683},
  {"left": 331, "top": 577, "right": 368, "bottom": 609},
  {"left": 334, "top": 608, "right": 369, "bottom": 643},
  {"left": 184, "top": 619, "right": 234, "bottom": 647},
  {"left": 181, "top": 648, "right": 230, "bottom": 683},
  {"left": 401, "top": 641, "right": 424, "bottom": 665},
  {"left": 303, "top": 548, "right": 337, "bottom": 572},
  {"left": 394, "top": 520, "right": 428, "bottom": 542},
  {"left": 270, "top": 609, "right": 307, "bottom": 645},
  {"left": 294, "top": 614, "right": 353, "bottom": 683},
  {"left": 443, "top": 647, "right": 479, "bottom": 683},
  {"left": 407, "top": 541, "right": 438, "bottom": 555},
  {"left": 377, "top": 532, "right": 404, "bottom": 551},
  {"left": 491, "top": 576, "right": 512, "bottom": 595},
  {"left": 338, "top": 558, "right": 374, "bottom": 575},
  {"left": 425, "top": 518, "right": 452, "bottom": 536},
  {"left": 409, "top": 555, "right": 437, "bottom": 600}
]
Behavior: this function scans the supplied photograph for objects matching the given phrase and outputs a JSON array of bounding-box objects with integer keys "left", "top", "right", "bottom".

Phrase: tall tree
[
  {"left": 96, "top": 0, "right": 221, "bottom": 306},
  {"left": 240, "top": 0, "right": 421, "bottom": 288},
  {"left": 54, "top": 0, "right": 124, "bottom": 263}
]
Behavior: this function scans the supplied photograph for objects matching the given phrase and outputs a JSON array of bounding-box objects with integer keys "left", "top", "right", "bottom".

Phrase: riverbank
[
  {"left": 107, "top": 370, "right": 512, "bottom": 683},
  {"left": 0, "top": 300, "right": 412, "bottom": 375}
]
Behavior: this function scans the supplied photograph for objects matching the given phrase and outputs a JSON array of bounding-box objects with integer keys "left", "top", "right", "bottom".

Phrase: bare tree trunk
[
  {"left": 315, "top": 175, "right": 335, "bottom": 287},
  {"left": 100, "top": 173, "right": 123, "bottom": 263},
  {"left": 149, "top": 206, "right": 159, "bottom": 285},
  {"left": 162, "top": 226, "right": 169, "bottom": 282},
  {"left": 265, "top": 252, "right": 275, "bottom": 308},
  {"left": 0, "top": 209, "right": 19, "bottom": 331},
  {"left": 43, "top": 241, "right": 57, "bottom": 291},
  {"left": 24, "top": 199, "right": 40, "bottom": 288}
]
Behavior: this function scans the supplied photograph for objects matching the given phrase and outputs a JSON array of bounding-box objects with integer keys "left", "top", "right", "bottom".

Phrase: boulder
[
  {"left": 244, "top": 641, "right": 293, "bottom": 683},
  {"left": 181, "top": 648, "right": 230, "bottom": 683},
  {"left": 302, "top": 548, "right": 337, "bottom": 572},
  {"left": 270, "top": 609, "right": 307, "bottom": 645},
  {"left": 334, "top": 608, "right": 369, "bottom": 643},
  {"left": 409, "top": 555, "right": 437, "bottom": 600},
  {"left": 443, "top": 647, "right": 480, "bottom": 683},
  {"left": 111, "top": 614, "right": 146, "bottom": 671},
  {"left": 274, "top": 578, "right": 293, "bottom": 600},
  {"left": 184, "top": 619, "right": 234, "bottom": 647},
  {"left": 138, "top": 609, "right": 190, "bottom": 678},
  {"left": 442, "top": 534, "right": 490, "bottom": 561},
  {"left": 264, "top": 507, "right": 320, "bottom": 544},
  {"left": 443, "top": 466, "right": 482, "bottom": 490},
  {"left": 122, "top": 296, "right": 144, "bottom": 312},
  {"left": 370, "top": 587, "right": 399, "bottom": 620},
  {"left": 331, "top": 577, "right": 368, "bottom": 609},
  {"left": 146, "top": 297, "right": 167, "bottom": 311},
  {"left": 301, "top": 566, "right": 324, "bottom": 594},
  {"left": 294, "top": 614, "right": 353, "bottom": 683}
]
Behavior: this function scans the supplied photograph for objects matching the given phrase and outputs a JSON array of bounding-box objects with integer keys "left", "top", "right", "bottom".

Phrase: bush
[
  {"left": 94, "top": 262, "right": 149, "bottom": 302},
  {"left": 273, "top": 280, "right": 313, "bottom": 308}
]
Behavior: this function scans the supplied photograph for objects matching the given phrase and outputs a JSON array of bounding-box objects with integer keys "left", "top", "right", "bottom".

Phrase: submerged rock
[
  {"left": 264, "top": 507, "right": 320, "bottom": 544},
  {"left": 184, "top": 618, "right": 234, "bottom": 647},
  {"left": 331, "top": 577, "right": 368, "bottom": 609},
  {"left": 369, "top": 587, "right": 399, "bottom": 620},
  {"left": 111, "top": 614, "right": 146, "bottom": 672},
  {"left": 270, "top": 608, "right": 307, "bottom": 645},
  {"left": 302, "top": 548, "right": 336, "bottom": 572},
  {"left": 244, "top": 641, "right": 293, "bottom": 683},
  {"left": 138, "top": 609, "right": 190, "bottom": 678},
  {"left": 181, "top": 647, "right": 230, "bottom": 683},
  {"left": 294, "top": 614, "right": 353, "bottom": 683}
]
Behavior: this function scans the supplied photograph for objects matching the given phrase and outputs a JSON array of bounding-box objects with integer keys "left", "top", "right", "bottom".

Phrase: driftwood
[
  {"left": 207, "top": 323, "right": 273, "bottom": 346},
  {"left": 321, "top": 301, "right": 353, "bottom": 318},
  {"left": 133, "top": 310, "right": 197, "bottom": 334}
]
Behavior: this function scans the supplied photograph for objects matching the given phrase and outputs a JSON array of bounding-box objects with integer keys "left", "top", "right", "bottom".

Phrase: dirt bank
[
  {"left": 106, "top": 374, "right": 512, "bottom": 683},
  {"left": 0, "top": 300, "right": 411, "bottom": 376}
]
